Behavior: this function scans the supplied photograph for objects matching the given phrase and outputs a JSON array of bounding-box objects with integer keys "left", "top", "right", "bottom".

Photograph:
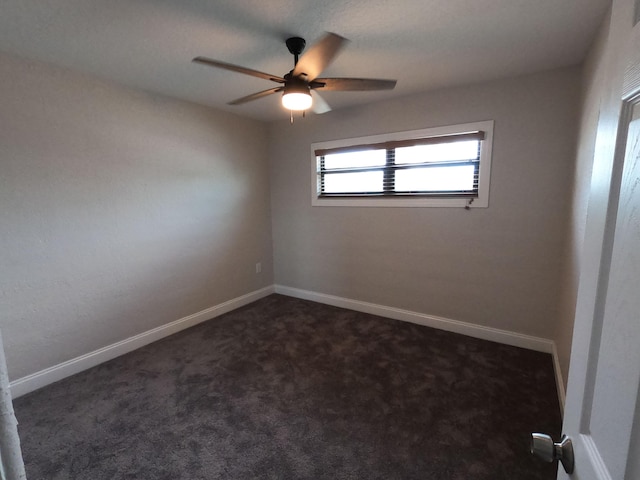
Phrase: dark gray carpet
[{"left": 14, "top": 294, "right": 561, "bottom": 479}]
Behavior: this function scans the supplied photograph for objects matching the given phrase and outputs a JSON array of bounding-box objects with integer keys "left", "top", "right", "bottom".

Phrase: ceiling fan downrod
[{"left": 285, "top": 37, "right": 306, "bottom": 66}]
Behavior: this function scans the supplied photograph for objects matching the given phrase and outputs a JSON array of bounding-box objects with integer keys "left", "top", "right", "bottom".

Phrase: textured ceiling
[{"left": 0, "top": 0, "right": 611, "bottom": 121}]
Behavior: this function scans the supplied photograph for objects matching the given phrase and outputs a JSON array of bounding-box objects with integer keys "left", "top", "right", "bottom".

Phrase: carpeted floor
[{"left": 14, "top": 294, "right": 561, "bottom": 479}]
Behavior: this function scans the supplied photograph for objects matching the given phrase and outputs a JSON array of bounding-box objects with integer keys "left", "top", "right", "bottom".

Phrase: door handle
[{"left": 530, "top": 433, "right": 575, "bottom": 474}]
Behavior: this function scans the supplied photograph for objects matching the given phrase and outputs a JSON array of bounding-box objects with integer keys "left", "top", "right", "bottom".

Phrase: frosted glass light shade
[{"left": 282, "top": 92, "right": 312, "bottom": 111}]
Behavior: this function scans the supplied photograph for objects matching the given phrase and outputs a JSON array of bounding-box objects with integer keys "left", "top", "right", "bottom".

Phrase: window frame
[{"left": 311, "top": 120, "right": 494, "bottom": 208}]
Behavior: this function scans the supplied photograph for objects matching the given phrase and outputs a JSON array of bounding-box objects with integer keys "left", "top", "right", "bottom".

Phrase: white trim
[
  {"left": 552, "top": 342, "right": 567, "bottom": 414},
  {"left": 276, "top": 284, "right": 566, "bottom": 413},
  {"left": 276, "top": 285, "right": 553, "bottom": 352},
  {"left": 9, "top": 286, "right": 274, "bottom": 398},
  {"left": 311, "top": 120, "right": 494, "bottom": 208}
]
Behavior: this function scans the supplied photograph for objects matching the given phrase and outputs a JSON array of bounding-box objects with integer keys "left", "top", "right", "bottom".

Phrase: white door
[{"left": 558, "top": 0, "right": 640, "bottom": 478}]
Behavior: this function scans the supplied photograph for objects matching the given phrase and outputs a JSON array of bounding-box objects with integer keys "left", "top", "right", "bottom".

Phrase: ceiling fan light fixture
[
  {"left": 282, "top": 82, "right": 312, "bottom": 111},
  {"left": 282, "top": 92, "right": 312, "bottom": 110}
]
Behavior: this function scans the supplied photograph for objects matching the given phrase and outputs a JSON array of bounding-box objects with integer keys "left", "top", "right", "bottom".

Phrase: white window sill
[{"left": 312, "top": 197, "right": 486, "bottom": 208}]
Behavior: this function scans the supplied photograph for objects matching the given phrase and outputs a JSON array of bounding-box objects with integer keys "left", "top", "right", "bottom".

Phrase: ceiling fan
[{"left": 193, "top": 32, "right": 397, "bottom": 115}]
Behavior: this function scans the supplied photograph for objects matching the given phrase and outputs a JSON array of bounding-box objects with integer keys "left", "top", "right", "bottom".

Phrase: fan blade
[
  {"left": 311, "top": 90, "right": 331, "bottom": 114},
  {"left": 229, "top": 87, "right": 284, "bottom": 105},
  {"left": 313, "top": 77, "right": 397, "bottom": 91},
  {"left": 293, "top": 32, "right": 347, "bottom": 81},
  {"left": 193, "top": 57, "right": 285, "bottom": 84}
]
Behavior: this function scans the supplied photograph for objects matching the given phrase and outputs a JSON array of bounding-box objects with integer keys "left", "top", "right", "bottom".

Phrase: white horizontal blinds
[{"left": 317, "top": 131, "right": 484, "bottom": 197}]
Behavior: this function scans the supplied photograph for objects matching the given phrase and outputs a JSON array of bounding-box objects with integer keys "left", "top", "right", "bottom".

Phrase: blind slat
[{"left": 319, "top": 159, "right": 479, "bottom": 175}]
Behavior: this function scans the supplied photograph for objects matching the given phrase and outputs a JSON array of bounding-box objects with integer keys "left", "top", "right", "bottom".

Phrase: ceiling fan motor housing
[{"left": 283, "top": 75, "right": 311, "bottom": 94}]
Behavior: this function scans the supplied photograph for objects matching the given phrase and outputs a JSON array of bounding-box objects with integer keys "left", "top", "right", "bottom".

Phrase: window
[{"left": 311, "top": 120, "right": 494, "bottom": 207}]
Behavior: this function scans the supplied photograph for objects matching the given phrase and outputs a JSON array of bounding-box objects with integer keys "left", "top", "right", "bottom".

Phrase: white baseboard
[
  {"left": 552, "top": 342, "right": 566, "bottom": 412},
  {"left": 275, "top": 285, "right": 566, "bottom": 413},
  {"left": 275, "top": 285, "right": 554, "bottom": 352},
  {"left": 12, "top": 283, "right": 566, "bottom": 416},
  {"left": 10, "top": 286, "right": 274, "bottom": 398}
]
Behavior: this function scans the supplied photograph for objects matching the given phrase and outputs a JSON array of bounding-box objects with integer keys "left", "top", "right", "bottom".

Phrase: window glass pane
[
  {"left": 322, "top": 171, "right": 383, "bottom": 193},
  {"left": 395, "top": 165, "right": 475, "bottom": 192},
  {"left": 395, "top": 140, "right": 479, "bottom": 164},
  {"left": 322, "top": 149, "right": 386, "bottom": 169}
]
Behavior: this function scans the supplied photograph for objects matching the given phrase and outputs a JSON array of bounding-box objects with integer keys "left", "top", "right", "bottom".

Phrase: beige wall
[
  {"left": 0, "top": 52, "right": 273, "bottom": 380},
  {"left": 0, "top": 45, "right": 593, "bottom": 394},
  {"left": 555, "top": 11, "right": 612, "bottom": 388},
  {"left": 269, "top": 67, "right": 580, "bottom": 343}
]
